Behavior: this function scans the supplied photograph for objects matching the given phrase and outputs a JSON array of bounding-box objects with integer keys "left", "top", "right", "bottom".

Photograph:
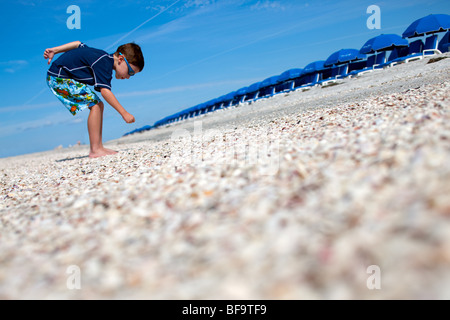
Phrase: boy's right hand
[
  {"left": 122, "top": 112, "right": 135, "bottom": 123},
  {"left": 44, "top": 48, "right": 55, "bottom": 65}
]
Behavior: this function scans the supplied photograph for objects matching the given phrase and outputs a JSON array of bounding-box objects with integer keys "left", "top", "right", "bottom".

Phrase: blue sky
[{"left": 1, "top": 0, "right": 449, "bottom": 158}]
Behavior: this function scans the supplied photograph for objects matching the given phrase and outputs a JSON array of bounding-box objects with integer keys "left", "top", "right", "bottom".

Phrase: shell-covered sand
[{"left": 1, "top": 55, "right": 450, "bottom": 299}]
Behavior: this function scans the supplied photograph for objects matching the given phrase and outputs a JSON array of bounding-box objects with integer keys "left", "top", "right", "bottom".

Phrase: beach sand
[{"left": 1, "top": 54, "right": 450, "bottom": 299}]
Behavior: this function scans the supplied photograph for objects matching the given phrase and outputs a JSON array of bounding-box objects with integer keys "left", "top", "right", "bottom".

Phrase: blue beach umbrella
[
  {"left": 402, "top": 14, "right": 450, "bottom": 38},
  {"left": 246, "top": 81, "right": 262, "bottom": 93},
  {"left": 194, "top": 102, "right": 208, "bottom": 114},
  {"left": 325, "top": 48, "right": 365, "bottom": 67},
  {"left": 360, "top": 34, "right": 409, "bottom": 54},
  {"left": 204, "top": 98, "right": 218, "bottom": 112},
  {"left": 259, "top": 75, "right": 280, "bottom": 97},
  {"left": 277, "top": 68, "right": 303, "bottom": 82},
  {"left": 232, "top": 86, "right": 249, "bottom": 104},
  {"left": 275, "top": 68, "right": 303, "bottom": 92},
  {"left": 243, "top": 81, "right": 262, "bottom": 101},
  {"left": 260, "top": 75, "right": 280, "bottom": 88},
  {"left": 303, "top": 60, "right": 326, "bottom": 74},
  {"left": 235, "top": 86, "right": 248, "bottom": 96},
  {"left": 302, "top": 60, "right": 326, "bottom": 84},
  {"left": 219, "top": 91, "right": 236, "bottom": 108}
]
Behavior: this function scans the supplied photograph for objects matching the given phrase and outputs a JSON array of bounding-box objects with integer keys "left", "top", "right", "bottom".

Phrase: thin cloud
[
  {"left": 148, "top": 7, "right": 353, "bottom": 81},
  {"left": 0, "top": 112, "right": 83, "bottom": 137},
  {"left": 135, "top": 1, "right": 222, "bottom": 44},
  {"left": 133, "top": 16, "right": 192, "bottom": 43},
  {"left": 0, "top": 101, "right": 59, "bottom": 114},
  {"left": 146, "top": 0, "right": 215, "bottom": 14},
  {"left": 250, "top": 1, "right": 286, "bottom": 11},
  {"left": 104, "top": 0, "right": 183, "bottom": 51},
  {"left": 0, "top": 60, "right": 28, "bottom": 73}
]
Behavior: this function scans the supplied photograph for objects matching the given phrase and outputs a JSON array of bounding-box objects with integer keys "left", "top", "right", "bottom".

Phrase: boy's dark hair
[{"left": 115, "top": 43, "right": 145, "bottom": 72}]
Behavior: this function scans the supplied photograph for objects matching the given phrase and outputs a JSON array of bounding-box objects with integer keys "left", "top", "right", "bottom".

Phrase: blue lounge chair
[
  {"left": 347, "top": 59, "right": 368, "bottom": 73},
  {"left": 258, "top": 75, "right": 280, "bottom": 99},
  {"left": 318, "top": 64, "right": 350, "bottom": 86},
  {"left": 348, "top": 55, "right": 376, "bottom": 77},
  {"left": 211, "top": 96, "right": 227, "bottom": 111},
  {"left": 185, "top": 105, "right": 198, "bottom": 118},
  {"left": 213, "top": 92, "right": 234, "bottom": 110},
  {"left": 243, "top": 82, "right": 262, "bottom": 102},
  {"left": 390, "top": 39, "right": 425, "bottom": 66},
  {"left": 220, "top": 91, "right": 236, "bottom": 109},
  {"left": 438, "top": 30, "right": 450, "bottom": 53},
  {"left": 422, "top": 34, "right": 442, "bottom": 56},
  {"left": 232, "top": 87, "right": 249, "bottom": 106},
  {"left": 195, "top": 104, "right": 206, "bottom": 116},
  {"left": 292, "top": 73, "right": 313, "bottom": 89},
  {"left": 376, "top": 41, "right": 417, "bottom": 68},
  {"left": 274, "top": 68, "right": 303, "bottom": 93},
  {"left": 296, "top": 60, "right": 326, "bottom": 89},
  {"left": 347, "top": 51, "right": 386, "bottom": 76},
  {"left": 204, "top": 98, "right": 218, "bottom": 113},
  {"left": 374, "top": 51, "right": 387, "bottom": 66},
  {"left": 376, "top": 47, "right": 406, "bottom": 68}
]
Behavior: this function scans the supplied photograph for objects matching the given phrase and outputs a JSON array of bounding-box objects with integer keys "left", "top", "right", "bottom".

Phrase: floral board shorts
[{"left": 47, "top": 75, "right": 101, "bottom": 116}]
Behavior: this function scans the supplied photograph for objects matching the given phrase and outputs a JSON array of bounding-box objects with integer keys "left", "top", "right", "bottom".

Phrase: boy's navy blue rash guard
[{"left": 47, "top": 43, "right": 114, "bottom": 92}]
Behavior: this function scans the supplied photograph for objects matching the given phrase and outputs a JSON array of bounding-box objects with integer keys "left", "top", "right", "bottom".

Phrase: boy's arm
[
  {"left": 43, "top": 41, "right": 82, "bottom": 65},
  {"left": 100, "top": 88, "right": 135, "bottom": 123}
]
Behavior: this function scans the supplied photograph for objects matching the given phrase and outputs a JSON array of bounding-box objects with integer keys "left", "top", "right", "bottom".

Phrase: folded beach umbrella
[
  {"left": 360, "top": 34, "right": 409, "bottom": 54},
  {"left": 325, "top": 49, "right": 365, "bottom": 67},
  {"left": 402, "top": 14, "right": 450, "bottom": 38},
  {"left": 302, "top": 60, "right": 326, "bottom": 74}
]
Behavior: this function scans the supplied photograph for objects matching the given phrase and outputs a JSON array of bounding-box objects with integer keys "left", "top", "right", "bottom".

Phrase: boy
[{"left": 44, "top": 41, "right": 144, "bottom": 158}]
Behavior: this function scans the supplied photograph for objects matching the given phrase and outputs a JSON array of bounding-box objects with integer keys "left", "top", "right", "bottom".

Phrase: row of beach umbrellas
[
  {"left": 124, "top": 14, "right": 450, "bottom": 135},
  {"left": 238, "top": 14, "right": 450, "bottom": 91},
  {"left": 278, "top": 13, "right": 450, "bottom": 80},
  {"left": 283, "top": 14, "right": 450, "bottom": 83},
  {"left": 315, "top": 14, "right": 450, "bottom": 72}
]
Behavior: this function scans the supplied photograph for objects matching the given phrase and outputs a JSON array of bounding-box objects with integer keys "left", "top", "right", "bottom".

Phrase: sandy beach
[{"left": 1, "top": 54, "right": 450, "bottom": 299}]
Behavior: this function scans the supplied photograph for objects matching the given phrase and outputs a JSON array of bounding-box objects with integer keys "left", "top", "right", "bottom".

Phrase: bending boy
[{"left": 44, "top": 41, "right": 144, "bottom": 158}]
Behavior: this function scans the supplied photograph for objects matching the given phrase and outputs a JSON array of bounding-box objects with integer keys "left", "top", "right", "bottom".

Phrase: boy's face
[{"left": 115, "top": 54, "right": 140, "bottom": 80}]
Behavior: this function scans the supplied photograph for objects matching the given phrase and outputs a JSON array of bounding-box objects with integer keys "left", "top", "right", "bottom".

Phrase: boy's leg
[
  {"left": 47, "top": 76, "right": 117, "bottom": 158},
  {"left": 88, "top": 102, "right": 117, "bottom": 158}
]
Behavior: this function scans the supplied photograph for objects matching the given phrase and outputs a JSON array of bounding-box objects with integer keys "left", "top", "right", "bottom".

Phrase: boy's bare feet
[
  {"left": 89, "top": 148, "right": 118, "bottom": 158},
  {"left": 104, "top": 147, "right": 118, "bottom": 155}
]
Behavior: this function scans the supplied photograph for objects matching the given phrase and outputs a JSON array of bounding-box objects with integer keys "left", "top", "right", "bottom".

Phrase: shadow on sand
[{"left": 55, "top": 155, "right": 89, "bottom": 162}]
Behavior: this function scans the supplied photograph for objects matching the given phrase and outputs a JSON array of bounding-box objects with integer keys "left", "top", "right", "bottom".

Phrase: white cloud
[
  {"left": 0, "top": 60, "right": 28, "bottom": 73},
  {"left": 0, "top": 101, "right": 59, "bottom": 114},
  {"left": 105, "top": 0, "right": 185, "bottom": 51},
  {"left": 146, "top": 0, "right": 215, "bottom": 13},
  {"left": 250, "top": 0, "right": 285, "bottom": 11},
  {"left": 135, "top": 0, "right": 222, "bottom": 44},
  {"left": 0, "top": 111, "right": 82, "bottom": 137}
]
